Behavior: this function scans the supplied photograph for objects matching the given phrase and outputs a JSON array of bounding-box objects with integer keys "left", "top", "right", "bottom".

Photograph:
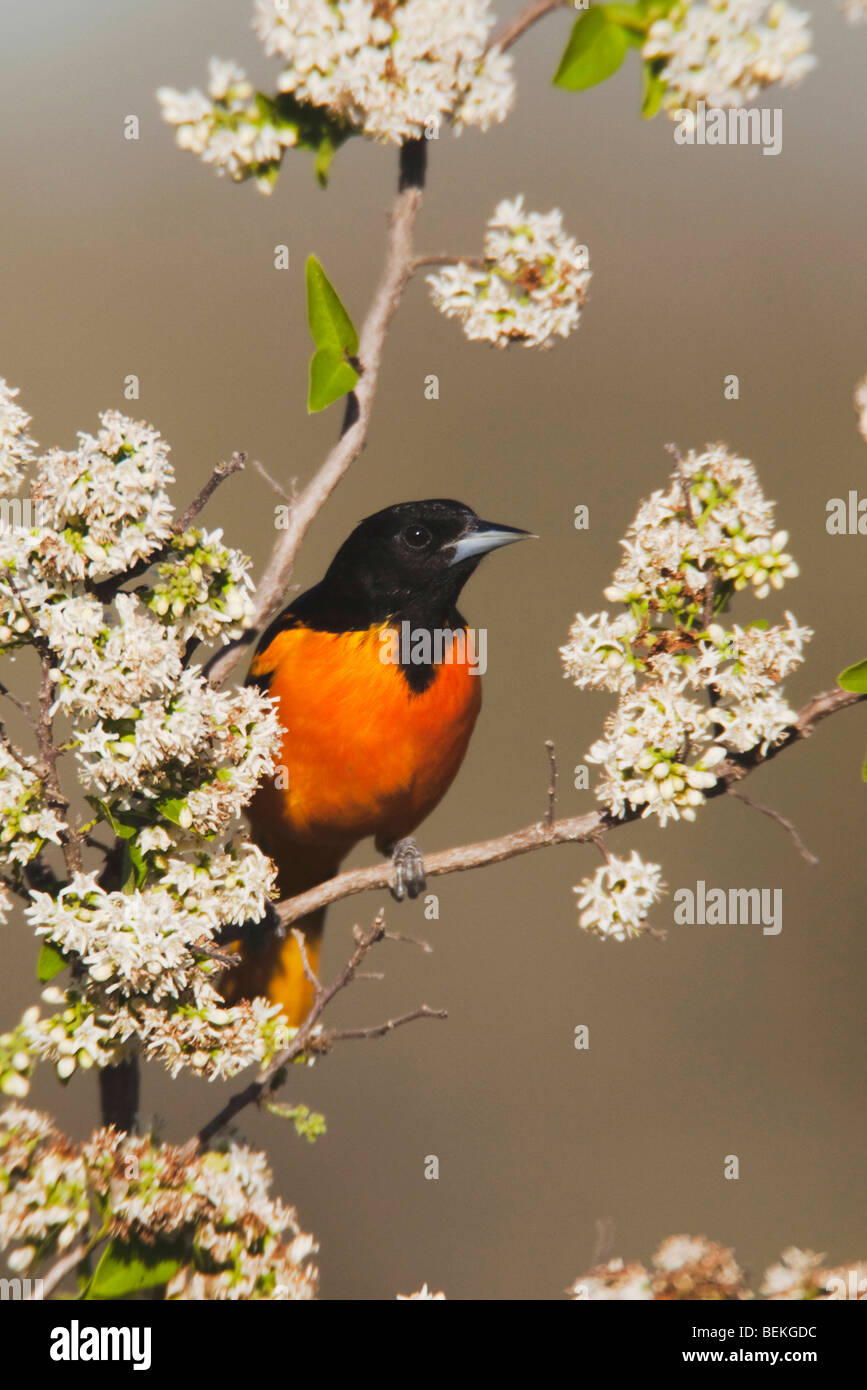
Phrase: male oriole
[{"left": 221, "top": 499, "right": 531, "bottom": 1022}]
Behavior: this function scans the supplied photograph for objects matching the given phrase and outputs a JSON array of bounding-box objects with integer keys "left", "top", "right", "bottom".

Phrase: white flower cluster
[
  {"left": 142, "top": 527, "right": 254, "bottom": 642},
  {"left": 575, "top": 851, "right": 665, "bottom": 942},
  {"left": 571, "top": 1235, "right": 866, "bottom": 1300},
  {"left": 1, "top": 1108, "right": 318, "bottom": 1299},
  {"left": 19, "top": 842, "right": 289, "bottom": 1083},
  {"left": 562, "top": 445, "right": 810, "bottom": 826},
  {"left": 254, "top": 0, "right": 513, "bottom": 143},
  {"left": 0, "top": 381, "right": 289, "bottom": 1085},
  {"left": 396, "top": 1283, "right": 446, "bottom": 1299},
  {"left": 644, "top": 0, "right": 815, "bottom": 114},
  {"left": 427, "top": 197, "right": 591, "bottom": 350},
  {"left": 158, "top": 59, "right": 302, "bottom": 193},
  {"left": 0, "top": 1107, "right": 90, "bottom": 1269},
  {"left": 73, "top": 668, "right": 281, "bottom": 835},
  {"left": 31, "top": 412, "right": 175, "bottom": 581},
  {"left": 0, "top": 378, "right": 35, "bottom": 492},
  {"left": 571, "top": 1234, "right": 745, "bottom": 1300},
  {"left": 0, "top": 743, "right": 66, "bottom": 867},
  {"left": 762, "top": 1246, "right": 867, "bottom": 1300}
]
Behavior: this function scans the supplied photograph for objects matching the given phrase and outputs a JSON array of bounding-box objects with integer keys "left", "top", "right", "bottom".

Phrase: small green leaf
[
  {"left": 306, "top": 255, "right": 358, "bottom": 355},
  {"left": 838, "top": 660, "right": 867, "bottom": 694},
  {"left": 37, "top": 942, "right": 67, "bottom": 983},
  {"left": 553, "top": 9, "right": 630, "bottom": 91},
  {"left": 262, "top": 1099, "right": 327, "bottom": 1143},
  {"left": 155, "top": 795, "right": 190, "bottom": 827},
  {"left": 88, "top": 1239, "right": 183, "bottom": 1300},
  {"left": 308, "top": 346, "right": 360, "bottom": 414},
  {"left": 314, "top": 134, "right": 338, "bottom": 187},
  {"left": 641, "top": 60, "right": 667, "bottom": 118},
  {"left": 86, "top": 797, "right": 138, "bottom": 840}
]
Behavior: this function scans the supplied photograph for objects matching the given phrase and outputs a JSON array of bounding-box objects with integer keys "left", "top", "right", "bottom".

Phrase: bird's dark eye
[{"left": 402, "top": 525, "right": 432, "bottom": 549}]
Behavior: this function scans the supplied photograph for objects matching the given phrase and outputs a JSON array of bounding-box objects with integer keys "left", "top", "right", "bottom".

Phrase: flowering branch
[{"left": 268, "top": 688, "right": 864, "bottom": 931}]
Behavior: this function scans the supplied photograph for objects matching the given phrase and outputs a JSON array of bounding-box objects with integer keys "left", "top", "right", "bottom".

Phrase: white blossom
[
  {"left": 575, "top": 852, "right": 665, "bottom": 941},
  {"left": 644, "top": 0, "right": 815, "bottom": 115},
  {"left": 427, "top": 197, "right": 591, "bottom": 349},
  {"left": 31, "top": 411, "right": 174, "bottom": 581},
  {"left": 0, "top": 744, "right": 66, "bottom": 867},
  {"left": 254, "top": 0, "right": 514, "bottom": 144},
  {"left": 0, "top": 379, "right": 36, "bottom": 493},
  {"left": 564, "top": 444, "right": 808, "bottom": 825},
  {"left": 158, "top": 59, "right": 301, "bottom": 193}
]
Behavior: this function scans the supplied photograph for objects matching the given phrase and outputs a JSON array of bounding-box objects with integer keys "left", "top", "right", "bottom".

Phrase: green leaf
[
  {"left": 308, "top": 347, "right": 360, "bottom": 414},
  {"left": 37, "top": 942, "right": 67, "bottom": 983},
  {"left": 262, "top": 1099, "right": 327, "bottom": 1143},
  {"left": 553, "top": 9, "right": 630, "bottom": 91},
  {"left": 314, "top": 133, "right": 338, "bottom": 187},
  {"left": 155, "top": 795, "right": 190, "bottom": 827},
  {"left": 306, "top": 255, "right": 358, "bottom": 356},
  {"left": 838, "top": 660, "right": 867, "bottom": 694},
  {"left": 88, "top": 1238, "right": 183, "bottom": 1300},
  {"left": 305, "top": 256, "right": 360, "bottom": 412},
  {"left": 86, "top": 797, "right": 138, "bottom": 840},
  {"left": 641, "top": 60, "right": 667, "bottom": 118}
]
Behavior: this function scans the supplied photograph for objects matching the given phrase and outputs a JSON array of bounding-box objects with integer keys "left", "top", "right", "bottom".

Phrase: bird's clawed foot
[{"left": 387, "top": 837, "right": 427, "bottom": 902}]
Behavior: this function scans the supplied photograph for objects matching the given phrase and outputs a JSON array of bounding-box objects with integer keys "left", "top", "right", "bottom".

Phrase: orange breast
[{"left": 247, "top": 624, "right": 482, "bottom": 855}]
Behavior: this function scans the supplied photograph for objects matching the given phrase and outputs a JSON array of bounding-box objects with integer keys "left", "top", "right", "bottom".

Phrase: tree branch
[
  {"left": 270, "top": 686, "right": 865, "bottom": 929},
  {"left": 205, "top": 140, "right": 428, "bottom": 689}
]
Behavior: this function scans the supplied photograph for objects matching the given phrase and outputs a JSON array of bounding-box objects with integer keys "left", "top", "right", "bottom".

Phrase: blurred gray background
[{"left": 1, "top": 0, "right": 865, "bottom": 1299}]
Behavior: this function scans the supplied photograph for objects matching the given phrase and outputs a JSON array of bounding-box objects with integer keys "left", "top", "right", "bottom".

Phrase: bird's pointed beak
[{"left": 447, "top": 520, "right": 536, "bottom": 567}]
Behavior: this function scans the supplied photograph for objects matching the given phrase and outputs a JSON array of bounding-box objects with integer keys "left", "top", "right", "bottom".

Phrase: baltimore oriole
[{"left": 221, "top": 499, "right": 531, "bottom": 1022}]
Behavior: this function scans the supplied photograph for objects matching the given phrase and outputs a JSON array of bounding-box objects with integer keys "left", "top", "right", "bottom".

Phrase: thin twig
[
  {"left": 728, "top": 790, "right": 819, "bottom": 866},
  {"left": 205, "top": 141, "right": 428, "bottom": 689},
  {"left": 0, "top": 681, "right": 35, "bottom": 725},
  {"left": 545, "top": 739, "right": 558, "bottom": 825},
  {"left": 488, "top": 0, "right": 570, "bottom": 53},
  {"left": 328, "top": 1006, "right": 447, "bottom": 1043},
  {"left": 383, "top": 929, "right": 433, "bottom": 953},
  {"left": 252, "top": 458, "right": 296, "bottom": 505},
  {"left": 591, "top": 834, "right": 611, "bottom": 865},
  {"left": 291, "top": 926, "right": 322, "bottom": 993},
  {"left": 175, "top": 452, "right": 247, "bottom": 534}
]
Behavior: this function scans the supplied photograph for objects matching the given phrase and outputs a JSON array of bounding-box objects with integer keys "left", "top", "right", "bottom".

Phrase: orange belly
[{"left": 247, "top": 624, "right": 482, "bottom": 860}]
